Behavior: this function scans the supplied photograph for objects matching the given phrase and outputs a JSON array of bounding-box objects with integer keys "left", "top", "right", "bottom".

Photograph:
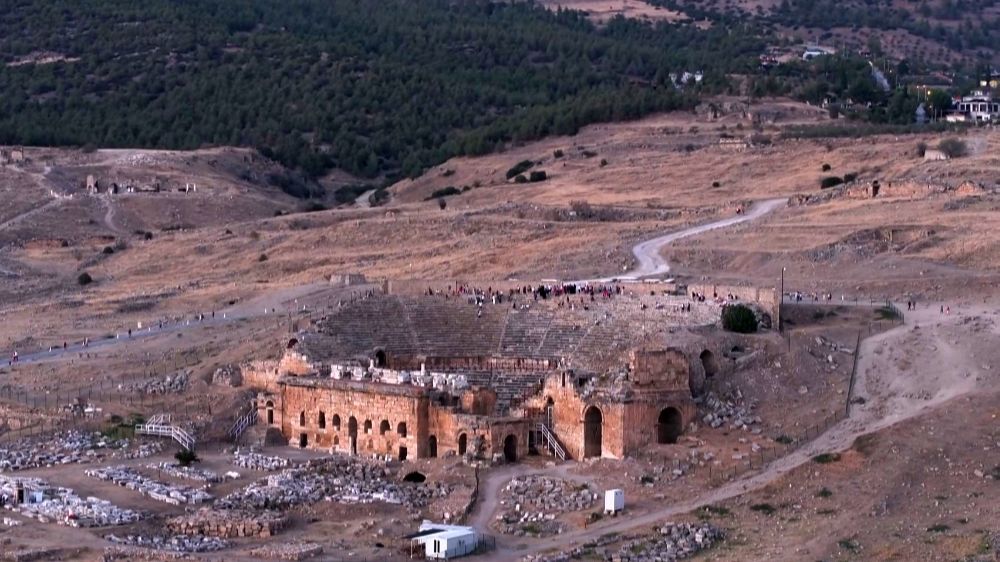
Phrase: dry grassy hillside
[{"left": 3, "top": 101, "right": 999, "bottom": 347}]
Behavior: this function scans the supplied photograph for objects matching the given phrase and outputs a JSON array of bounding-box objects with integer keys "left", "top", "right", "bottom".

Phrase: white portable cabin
[
  {"left": 409, "top": 521, "right": 478, "bottom": 560},
  {"left": 605, "top": 489, "right": 624, "bottom": 514}
]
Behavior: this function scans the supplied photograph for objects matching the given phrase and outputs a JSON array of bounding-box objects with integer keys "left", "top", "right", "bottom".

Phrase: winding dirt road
[{"left": 585, "top": 197, "right": 787, "bottom": 282}]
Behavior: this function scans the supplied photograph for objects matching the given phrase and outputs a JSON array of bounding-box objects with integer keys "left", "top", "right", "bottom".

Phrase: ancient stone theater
[{"left": 250, "top": 283, "right": 744, "bottom": 463}]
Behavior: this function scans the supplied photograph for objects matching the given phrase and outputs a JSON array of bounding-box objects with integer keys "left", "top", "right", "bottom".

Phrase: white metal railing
[
  {"left": 227, "top": 407, "right": 258, "bottom": 442},
  {"left": 537, "top": 422, "right": 566, "bottom": 460},
  {"left": 136, "top": 420, "right": 196, "bottom": 451}
]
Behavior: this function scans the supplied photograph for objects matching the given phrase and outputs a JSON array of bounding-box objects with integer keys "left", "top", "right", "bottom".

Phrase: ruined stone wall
[
  {"left": 628, "top": 348, "right": 689, "bottom": 390},
  {"left": 620, "top": 392, "right": 696, "bottom": 455},
  {"left": 528, "top": 373, "right": 693, "bottom": 460},
  {"left": 688, "top": 283, "right": 779, "bottom": 327},
  {"left": 488, "top": 419, "right": 531, "bottom": 461},
  {"left": 275, "top": 379, "right": 428, "bottom": 459},
  {"left": 242, "top": 360, "right": 281, "bottom": 393}
]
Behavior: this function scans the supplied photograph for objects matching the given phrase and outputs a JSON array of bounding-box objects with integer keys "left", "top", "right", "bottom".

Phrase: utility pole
[{"left": 779, "top": 266, "right": 786, "bottom": 332}]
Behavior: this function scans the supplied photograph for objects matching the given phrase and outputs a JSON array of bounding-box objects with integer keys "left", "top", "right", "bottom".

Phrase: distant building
[
  {"left": 802, "top": 45, "right": 836, "bottom": 61},
  {"left": 947, "top": 89, "right": 999, "bottom": 123}
]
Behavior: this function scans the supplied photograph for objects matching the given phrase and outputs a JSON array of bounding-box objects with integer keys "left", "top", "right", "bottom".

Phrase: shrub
[
  {"left": 102, "top": 246, "right": 115, "bottom": 255},
  {"left": 553, "top": 149, "right": 564, "bottom": 158},
  {"left": 258, "top": 253, "right": 268, "bottom": 262},
  {"left": 77, "top": 272, "right": 93, "bottom": 285},
  {"left": 711, "top": 181, "right": 720, "bottom": 188},
  {"left": 820, "top": 176, "right": 843, "bottom": 189},
  {"left": 514, "top": 174, "right": 528, "bottom": 184},
  {"left": 528, "top": 170, "right": 547, "bottom": 182},
  {"left": 249, "top": 231, "right": 261, "bottom": 241},
  {"left": 441, "top": 169, "right": 455, "bottom": 177},
  {"left": 916, "top": 141, "right": 927, "bottom": 157},
  {"left": 812, "top": 452, "right": 841, "bottom": 464},
  {"left": 721, "top": 304, "right": 758, "bottom": 333},
  {"left": 843, "top": 172, "right": 857, "bottom": 182},
  {"left": 937, "top": 138, "right": 967, "bottom": 158},
  {"left": 816, "top": 487, "right": 833, "bottom": 498},
  {"left": 821, "top": 163, "right": 831, "bottom": 171},
  {"left": 926, "top": 524, "right": 950, "bottom": 533},
  {"left": 427, "top": 186, "right": 461, "bottom": 199},
  {"left": 437, "top": 197, "right": 447, "bottom": 210},
  {"left": 750, "top": 503, "right": 776, "bottom": 515},
  {"left": 599, "top": 158, "right": 608, "bottom": 167},
  {"left": 175, "top": 449, "right": 200, "bottom": 467},
  {"left": 505, "top": 159, "right": 534, "bottom": 179},
  {"left": 582, "top": 150, "right": 598, "bottom": 158}
]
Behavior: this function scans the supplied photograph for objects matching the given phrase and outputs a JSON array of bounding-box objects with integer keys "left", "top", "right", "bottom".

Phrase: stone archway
[
  {"left": 657, "top": 407, "right": 683, "bottom": 444},
  {"left": 458, "top": 433, "right": 468, "bottom": 455},
  {"left": 700, "top": 350, "right": 719, "bottom": 378},
  {"left": 374, "top": 349, "right": 387, "bottom": 368},
  {"left": 583, "top": 406, "right": 603, "bottom": 458},
  {"left": 348, "top": 417, "right": 358, "bottom": 455},
  {"left": 379, "top": 420, "right": 390, "bottom": 435},
  {"left": 298, "top": 433, "right": 308, "bottom": 448},
  {"left": 265, "top": 401, "right": 274, "bottom": 425},
  {"left": 428, "top": 435, "right": 438, "bottom": 458},
  {"left": 503, "top": 434, "right": 517, "bottom": 463},
  {"left": 545, "top": 396, "right": 555, "bottom": 428}
]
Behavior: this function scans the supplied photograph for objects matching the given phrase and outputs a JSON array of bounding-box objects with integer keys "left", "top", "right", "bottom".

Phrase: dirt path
[
  {"left": 582, "top": 197, "right": 787, "bottom": 282},
  {"left": 468, "top": 463, "right": 594, "bottom": 533},
  {"left": 485, "top": 303, "right": 997, "bottom": 560},
  {"left": 100, "top": 193, "right": 125, "bottom": 234}
]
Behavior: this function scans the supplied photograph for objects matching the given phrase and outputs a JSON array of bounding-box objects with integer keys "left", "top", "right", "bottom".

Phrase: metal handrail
[{"left": 537, "top": 422, "right": 566, "bottom": 460}]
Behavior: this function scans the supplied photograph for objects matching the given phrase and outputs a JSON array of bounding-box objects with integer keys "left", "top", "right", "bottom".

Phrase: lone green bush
[
  {"left": 721, "top": 304, "right": 758, "bottom": 333},
  {"left": 505, "top": 160, "right": 534, "bottom": 179},
  {"left": 528, "top": 170, "right": 547, "bottom": 182},
  {"left": 937, "top": 138, "right": 967, "bottom": 158},
  {"left": 175, "top": 449, "right": 200, "bottom": 467},
  {"left": 77, "top": 272, "right": 93, "bottom": 285},
  {"left": 820, "top": 176, "right": 844, "bottom": 189}
]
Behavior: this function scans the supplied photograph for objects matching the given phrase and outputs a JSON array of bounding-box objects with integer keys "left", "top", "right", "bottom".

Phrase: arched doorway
[
  {"left": 332, "top": 414, "right": 341, "bottom": 431},
  {"left": 318, "top": 411, "right": 326, "bottom": 429},
  {"left": 457, "top": 433, "right": 468, "bottom": 455},
  {"left": 298, "top": 411, "right": 306, "bottom": 426},
  {"left": 657, "top": 407, "right": 683, "bottom": 444},
  {"left": 700, "top": 350, "right": 718, "bottom": 378},
  {"left": 428, "top": 435, "right": 438, "bottom": 458},
  {"left": 374, "top": 349, "right": 387, "bottom": 367},
  {"left": 583, "top": 406, "right": 603, "bottom": 458},
  {"left": 398, "top": 446, "right": 408, "bottom": 461},
  {"left": 545, "top": 397, "right": 555, "bottom": 428},
  {"left": 348, "top": 417, "right": 358, "bottom": 455},
  {"left": 503, "top": 434, "right": 517, "bottom": 463},
  {"left": 397, "top": 422, "right": 407, "bottom": 438},
  {"left": 379, "top": 420, "right": 390, "bottom": 435},
  {"left": 299, "top": 433, "right": 308, "bottom": 448},
  {"left": 265, "top": 401, "right": 274, "bottom": 425},
  {"left": 363, "top": 420, "right": 372, "bottom": 434}
]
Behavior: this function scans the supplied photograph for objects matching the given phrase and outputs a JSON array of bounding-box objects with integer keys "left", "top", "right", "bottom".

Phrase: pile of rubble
[
  {"left": 166, "top": 509, "right": 287, "bottom": 538},
  {"left": 698, "top": 391, "right": 760, "bottom": 431},
  {"left": 85, "top": 466, "right": 212, "bottom": 505},
  {"left": 212, "top": 365, "right": 243, "bottom": 387},
  {"left": 121, "top": 372, "right": 189, "bottom": 395},
  {"left": 523, "top": 522, "right": 722, "bottom": 562},
  {"left": 148, "top": 463, "right": 222, "bottom": 483},
  {"left": 0, "top": 476, "right": 141, "bottom": 527},
  {"left": 232, "top": 450, "right": 290, "bottom": 471},
  {"left": 0, "top": 431, "right": 126, "bottom": 472},
  {"left": 216, "top": 457, "right": 449, "bottom": 511},
  {"left": 104, "top": 534, "right": 229, "bottom": 553},
  {"left": 113, "top": 441, "right": 164, "bottom": 460},
  {"left": 497, "top": 476, "right": 596, "bottom": 537},
  {"left": 248, "top": 542, "right": 324, "bottom": 560}
]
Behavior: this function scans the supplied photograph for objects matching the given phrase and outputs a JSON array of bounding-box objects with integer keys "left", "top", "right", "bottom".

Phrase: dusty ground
[{"left": 1, "top": 101, "right": 999, "bottom": 560}]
